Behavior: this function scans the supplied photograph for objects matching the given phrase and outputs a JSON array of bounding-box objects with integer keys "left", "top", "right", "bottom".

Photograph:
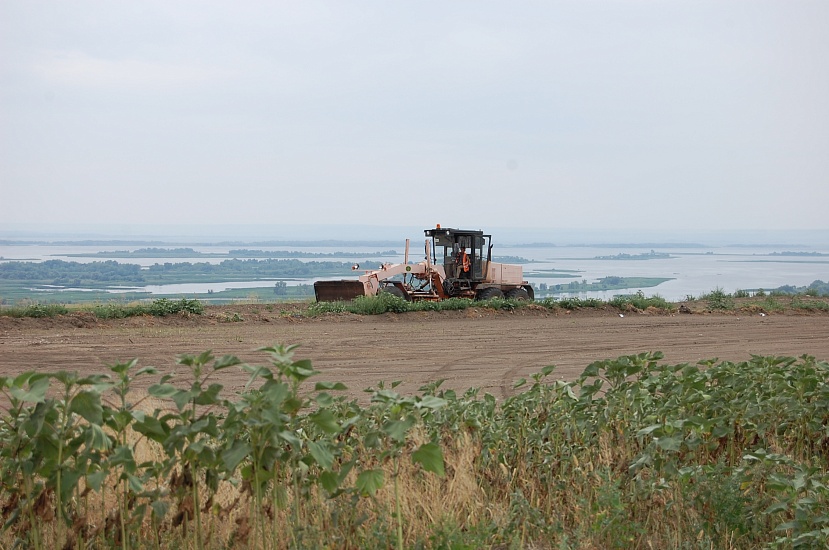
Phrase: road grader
[{"left": 313, "top": 225, "right": 534, "bottom": 302}]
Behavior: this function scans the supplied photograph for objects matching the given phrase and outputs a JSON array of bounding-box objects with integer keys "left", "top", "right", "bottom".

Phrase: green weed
[
  {"left": 791, "top": 297, "right": 829, "bottom": 311},
  {"left": 0, "top": 303, "right": 69, "bottom": 318},
  {"left": 609, "top": 290, "right": 674, "bottom": 311},
  {"left": 702, "top": 287, "right": 734, "bottom": 311}
]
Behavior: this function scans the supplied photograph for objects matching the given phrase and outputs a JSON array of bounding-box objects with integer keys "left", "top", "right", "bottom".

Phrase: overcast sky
[{"left": 1, "top": 1, "right": 828, "bottom": 238}]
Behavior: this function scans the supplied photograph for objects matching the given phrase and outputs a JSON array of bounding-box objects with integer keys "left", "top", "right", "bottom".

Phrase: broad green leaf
[
  {"left": 110, "top": 445, "right": 137, "bottom": 472},
  {"left": 315, "top": 392, "right": 334, "bottom": 407},
  {"left": 382, "top": 417, "right": 414, "bottom": 442},
  {"left": 148, "top": 383, "right": 178, "bottom": 398},
  {"left": 412, "top": 442, "right": 445, "bottom": 477},
  {"left": 637, "top": 424, "right": 663, "bottom": 437},
  {"left": 85, "top": 424, "right": 112, "bottom": 451},
  {"left": 69, "top": 390, "right": 103, "bottom": 425},
  {"left": 59, "top": 469, "right": 82, "bottom": 505},
  {"left": 373, "top": 389, "right": 400, "bottom": 402},
  {"left": 151, "top": 500, "right": 169, "bottom": 519},
  {"left": 135, "top": 366, "right": 158, "bottom": 376},
  {"left": 319, "top": 471, "right": 339, "bottom": 493},
  {"left": 126, "top": 473, "right": 143, "bottom": 493},
  {"left": 51, "top": 371, "right": 78, "bottom": 386},
  {"left": 356, "top": 469, "right": 384, "bottom": 496},
  {"left": 307, "top": 441, "right": 335, "bottom": 470},
  {"left": 222, "top": 441, "right": 252, "bottom": 472},
  {"left": 10, "top": 375, "right": 50, "bottom": 403},
  {"left": 581, "top": 362, "right": 601, "bottom": 377},
  {"left": 656, "top": 435, "right": 683, "bottom": 452},
  {"left": 194, "top": 383, "right": 224, "bottom": 406},
  {"left": 310, "top": 409, "right": 340, "bottom": 434},
  {"left": 418, "top": 396, "right": 447, "bottom": 410},
  {"left": 187, "top": 440, "right": 206, "bottom": 455},
  {"left": 314, "top": 381, "right": 348, "bottom": 391},
  {"left": 364, "top": 431, "right": 382, "bottom": 448},
  {"left": 278, "top": 430, "right": 302, "bottom": 448},
  {"left": 283, "top": 395, "right": 303, "bottom": 415},
  {"left": 171, "top": 389, "right": 195, "bottom": 411},
  {"left": 213, "top": 354, "right": 242, "bottom": 370},
  {"left": 86, "top": 470, "right": 107, "bottom": 492},
  {"left": 132, "top": 415, "right": 169, "bottom": 442}
]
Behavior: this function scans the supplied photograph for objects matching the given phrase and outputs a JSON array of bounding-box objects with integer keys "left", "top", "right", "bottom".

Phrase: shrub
[
  {"left": 308, "top": 300, "right": 349, "bottom": 315},
  {"left": 759, "top": 295, "right": 785, "bottom": 313},
  {"left": 609, "top": 291, "right": 674, "bottom": 312},
  {"left": 702, "top": 287, "right": 734, "bottom": 311},
  {"left": 791, "top": 297, "right": 829, "bottom": 311},
  {"left": 91, "top": 302, "right": 145, "bottom": 319},
  {"left": 0, "top": 303, "right": 69, "bottom": 318},
  {"left": 146, "top": 297, "right": 204, "bottom": 316},
  {"left": 21, "top": 303, "right": 69, "bottom": 318}
]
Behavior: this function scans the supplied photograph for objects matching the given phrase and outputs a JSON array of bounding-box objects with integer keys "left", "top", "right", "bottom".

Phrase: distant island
[
  {"left": 61, "top": 247, "right": 399, "bottom": 259},
  {"left": 492, "top": 255, "right": 533, "bottom": 264},
  {"left": 768, "top": 251, "right": 828, "bottom": 257},
  {"left": 525, "top": 268, "right": 582, "bottom": 279},
  {"left": 593, "top": 250, "right": 672, "bottom": 260},
  {"left": 534, "top": 276, "right": 672, "bottom": 296}
]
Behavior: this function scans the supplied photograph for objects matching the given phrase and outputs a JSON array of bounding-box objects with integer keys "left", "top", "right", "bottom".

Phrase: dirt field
[{"left": 2, "top": 303, "right": 829, "bottom": 402}]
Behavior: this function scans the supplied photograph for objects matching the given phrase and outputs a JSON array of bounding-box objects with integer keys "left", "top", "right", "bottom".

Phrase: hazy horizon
[
  {"left": 2, "top": 2, "right": 827, "bottom": 234},
  {"left": 2, "top": 222, "right": 828, "bottom": 248}
]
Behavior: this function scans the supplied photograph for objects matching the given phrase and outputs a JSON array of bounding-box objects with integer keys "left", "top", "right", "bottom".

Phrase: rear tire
[
  {"left": 505, "top": 288, "right": 531, "bottom": 301},
  {"left": 475, "top": 287, "right": 504, "bottom": 301}
]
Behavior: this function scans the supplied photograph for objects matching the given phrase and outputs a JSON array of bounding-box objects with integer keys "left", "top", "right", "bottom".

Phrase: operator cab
[{"left": 424, "top": 226, "right": 491, "bottom": 282}]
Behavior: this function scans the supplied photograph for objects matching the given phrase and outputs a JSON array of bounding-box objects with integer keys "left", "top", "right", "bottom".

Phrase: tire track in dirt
[{"left": 2, "top": 310, "right": 829, "bottom": 402}]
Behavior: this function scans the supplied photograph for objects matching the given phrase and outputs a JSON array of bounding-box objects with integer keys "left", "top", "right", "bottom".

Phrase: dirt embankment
[{"left": 2, "top": 300, "right": 829, "bottom": 402}]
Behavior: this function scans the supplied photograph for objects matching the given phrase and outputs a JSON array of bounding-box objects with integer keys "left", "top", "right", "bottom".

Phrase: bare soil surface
[{"left": 2, "top": 301, "right": 829, "bottom": 402}]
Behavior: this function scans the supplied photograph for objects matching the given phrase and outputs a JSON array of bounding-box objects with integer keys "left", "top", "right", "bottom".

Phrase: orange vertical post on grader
[{"left": 313, "top": 225, "right": 534, "bottom": 302}]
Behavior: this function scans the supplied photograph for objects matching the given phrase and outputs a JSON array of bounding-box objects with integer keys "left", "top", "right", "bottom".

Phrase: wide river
[{"left": 2, "top": 241, "right": 827, "bottom": 302}]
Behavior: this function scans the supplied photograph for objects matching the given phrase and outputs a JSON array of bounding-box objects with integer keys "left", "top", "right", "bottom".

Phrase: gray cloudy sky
[{"left": 2, "top": 1, "right": 828, "bottom": 235}]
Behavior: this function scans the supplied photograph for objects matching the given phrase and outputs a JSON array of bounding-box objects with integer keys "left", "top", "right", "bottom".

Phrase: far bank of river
[{"left": 2, "top": 242, "right": 828, "bottom": 303}]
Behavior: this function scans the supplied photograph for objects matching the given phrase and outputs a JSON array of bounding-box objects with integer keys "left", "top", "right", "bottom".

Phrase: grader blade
[{"left": 313, "top": 280, "right": 368, "bottom": 302}]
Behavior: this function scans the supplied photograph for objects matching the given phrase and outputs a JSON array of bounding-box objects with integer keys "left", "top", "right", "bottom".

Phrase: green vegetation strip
[
  {"left": 0, "top": 298, "right": 204, "bottom": 319},
  {"left": 6, "top": 285, "right": 829, "bottom": 319},
  {"left": 1, "top": 348, "right": 828, "bottom": 548}
]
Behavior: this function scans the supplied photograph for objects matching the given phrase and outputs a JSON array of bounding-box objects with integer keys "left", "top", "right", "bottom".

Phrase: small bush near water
[
  {"left": 1, "top": 298, "right": 205, "bottom": 320},
  {"left": 2, "top": 348, "right": 828, "bottom": 549},
  {"left": 0, "top": 303, "right": 69, "bottom": 318},
  {"left": 609, "top": 290, "right": 674, "bottom": 311},
  {"left": 702, "top": 287, "right": 735, "bottom": 311}
]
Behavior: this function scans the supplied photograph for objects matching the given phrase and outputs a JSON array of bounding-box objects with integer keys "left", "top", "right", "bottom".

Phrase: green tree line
[{"left": 0, "top": 259, "right": 381, "bottom": 287}]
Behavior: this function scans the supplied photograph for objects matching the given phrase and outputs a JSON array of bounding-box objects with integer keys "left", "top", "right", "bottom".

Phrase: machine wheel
[
  {"left": 475, "top": 287, "right": 504, "bottom": 301},
  {"left": 381, "top": 285, "right": 407, "bottom": 300},
  {"left": 505, "top": 287, "right": 531, "bottom": 301}
]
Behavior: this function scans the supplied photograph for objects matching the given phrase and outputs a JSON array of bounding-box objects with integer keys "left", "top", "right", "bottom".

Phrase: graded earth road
[{"left": 3, "top": 303, "right": 829, "bottom": 402}]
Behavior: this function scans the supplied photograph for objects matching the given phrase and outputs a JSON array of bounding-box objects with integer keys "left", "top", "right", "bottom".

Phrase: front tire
[
  {"left": 505, "top": 288, "right": 531, "bottom": 301},
  {"left": 475, "top": 287, "right": 504, "bottom": 301}
]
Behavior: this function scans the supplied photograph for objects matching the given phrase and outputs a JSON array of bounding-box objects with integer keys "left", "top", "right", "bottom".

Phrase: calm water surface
[{"left": 2, "top": 243, "right": 827, "bottom": 301}]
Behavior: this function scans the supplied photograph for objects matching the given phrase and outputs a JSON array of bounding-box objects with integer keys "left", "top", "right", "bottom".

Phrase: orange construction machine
[{"left": 313, "top": 225, "right": 534, "bottom": 302}]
